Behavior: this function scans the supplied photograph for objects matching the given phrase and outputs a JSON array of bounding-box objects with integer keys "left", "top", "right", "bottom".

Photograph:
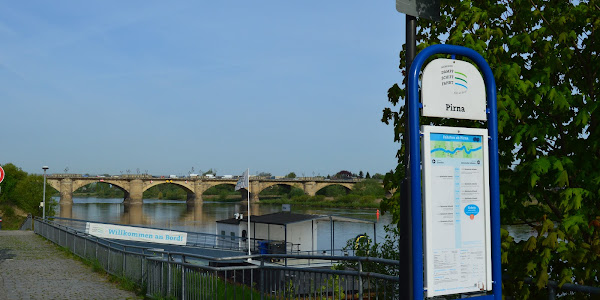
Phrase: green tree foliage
[
  {"left": 13, "top": 174, "right": 56, "bottom": 215},
  {"left": 0, "top": 163, "right": 56, "bottom": 217},
  {"left": 0, "top": 163, "right": 28, "bottom": 205},
  {"left": 381, "top": 0, "right": 599, "bottom": 297},
  {"left": 371, "top": 173, "right": 385, "bottom": 180},
  {"left": 285, "top": 172, "right": 297, "bottom": 179},
  {"left": 259, "top": 185, "right": 292, "bottom": 196},
  {"left": 333, "top": 170, "right": 353, "bottom": 179},
  {"left": 316, "top": 185, "right": 349, "bottom": 197},
  {"left": 203, "top": 184, "right": 236, "bottom": 196},
  {"left": 202, "top": 169, "right": 216, "bottom": 176},
  {"left": 337, "top": 226, "right": 400, "bottom": 295},
  {"left": 93, "top": 183, "right": 125, "bottom": 198},
  {"left": 352, "top": 179, "right": 385, "bottom": 198},
  {"left": 144, "top": 184, "right": 194, "bottom": 200}
]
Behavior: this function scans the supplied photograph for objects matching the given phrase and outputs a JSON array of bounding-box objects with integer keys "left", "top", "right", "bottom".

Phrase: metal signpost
[
  {"left": 407, "top": 44, "right": 501, "bottom": 300},
  {"left": 395, "top": 2, "right": 440, "bottom": 298}
]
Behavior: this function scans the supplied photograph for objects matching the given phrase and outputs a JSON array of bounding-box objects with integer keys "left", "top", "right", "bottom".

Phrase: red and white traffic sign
[{"left": 0, "top": 166, "right": 4, "bottom": 184}]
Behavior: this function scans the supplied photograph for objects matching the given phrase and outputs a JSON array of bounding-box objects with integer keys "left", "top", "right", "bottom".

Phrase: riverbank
[{"left": 259, "top": 195, "right": 381, "bottom": 209}]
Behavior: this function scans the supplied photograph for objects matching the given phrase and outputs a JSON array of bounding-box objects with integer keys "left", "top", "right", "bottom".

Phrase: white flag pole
[{"left": 247, "top": 168, "right": 251, "bottom": 257}]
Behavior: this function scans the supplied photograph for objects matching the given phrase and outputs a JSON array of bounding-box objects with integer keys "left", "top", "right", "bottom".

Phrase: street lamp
[{"left": 42, "top": 166, "right": 49, "bottom": 219}]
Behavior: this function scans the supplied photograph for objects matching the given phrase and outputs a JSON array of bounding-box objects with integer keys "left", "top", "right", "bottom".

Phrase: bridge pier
[
  {"left": 186, "top": 202, "right": 204, "bottom": 221},
  {"left": 122, "top": 203, "right": 143, "bottom": 225},
  {"left": 186, "top": 191, "right": 197, "bottom": 203},
  {"left": 192, "top": 182, "right": 212, "bottom": 205},
  {"left": 303, "top": 181, "right": 317, "bottom": 196},
  {"left": 59, "top": 179, "right": 74, "bottom": 218},
  {"left": 125, "top": 179, "right": 144, "bottom": 205},
  {"left": 59, "top": 204, "right": 73, "bottom": 218},
  {"left": 240, "top": 189, "right": 260, "bottom": 202},
  {"left": 250, "top": 181, "right": 260, "bottom": 202},
  {"left": 59, "top": 179, "right": 73, "bottom": 205}
]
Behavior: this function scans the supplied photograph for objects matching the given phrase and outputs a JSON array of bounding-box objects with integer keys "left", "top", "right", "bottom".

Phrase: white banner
[{"left": 86, "top": 223, "right": 187, "bottom": 246}]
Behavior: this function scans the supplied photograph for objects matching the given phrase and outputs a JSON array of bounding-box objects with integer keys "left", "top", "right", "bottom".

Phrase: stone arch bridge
[{"left": 47, "top": 174, "right": 363, "bottom": 207}]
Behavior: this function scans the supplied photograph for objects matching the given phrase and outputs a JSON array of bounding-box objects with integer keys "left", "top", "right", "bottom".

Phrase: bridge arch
[
  {"left": 142, "top": 180, "right": 196, "bottom": 202},
  {"left": 255, "top": 182, "right": 304, "bottom": 195},
  {"left": 142, "top": 180, "right": 194, "bottom": 194},
  {"left": 313, "top": 182, "right": 354, "bottom": 196},
  {"left": 71, "top": 179, "right": 129, "bottom": 196},
  {"left": 200, "top": 182, "right": 236, "bottom": 194}
]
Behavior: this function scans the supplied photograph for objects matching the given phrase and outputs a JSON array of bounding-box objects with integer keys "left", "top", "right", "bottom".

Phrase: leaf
[
  {"left": 536, "top": 270, "right": 549, "bottom": 290},
  {"left": 530, "top": 173, "right": 540, "bottom": 188},
  {"left": 524, "top": 236, "right": 537, "bottom": 251},
  {"left": 540, "top": 219, "right": 554, "bottom": 237},
  {"left": 541, "top": 232, "right": 558, "bottom": 249},
  {"left": 526, "top": 261, "right": 537, "bottom": 273},
  {"left": 558, "top": 269, "right": 574, "bottom": 288},
  {"left": 531, "top": 157, "right": 551, "bottom": 174},
  {"left": 560, "top": 188, "right": 589, "bottom": 212},
  {"left": 555, "top": 170, "right": 569, "bottom": 187},
  {"left": 562, "top": 214, "right": 585, "bottom": 235}
]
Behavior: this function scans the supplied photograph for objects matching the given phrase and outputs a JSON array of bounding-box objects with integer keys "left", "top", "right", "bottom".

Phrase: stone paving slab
[{"left": 0, "top": 231, "right": 139, "bottom": 300}]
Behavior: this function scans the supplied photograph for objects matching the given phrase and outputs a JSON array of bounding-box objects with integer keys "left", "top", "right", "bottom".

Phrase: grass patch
[
  {"left": 0, "top": 204, "right": 27, "bottom": 230},
  {"left": 51, "top": 243, "right": 145, "bottom": 297}
]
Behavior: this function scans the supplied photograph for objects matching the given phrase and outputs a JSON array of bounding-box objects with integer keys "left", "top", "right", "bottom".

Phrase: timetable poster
[{"left": 422, "top": 126, "right": 492, "bottom": 297}]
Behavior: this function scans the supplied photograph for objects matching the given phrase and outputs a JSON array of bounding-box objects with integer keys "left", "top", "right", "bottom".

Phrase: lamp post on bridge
[{"left": 42, "top": 166, "right": 49, "bottom": 219}]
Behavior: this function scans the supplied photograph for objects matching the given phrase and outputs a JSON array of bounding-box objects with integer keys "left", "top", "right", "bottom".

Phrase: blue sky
[{"left": 1, "top": 1, "right": 407, "bottom": 177}]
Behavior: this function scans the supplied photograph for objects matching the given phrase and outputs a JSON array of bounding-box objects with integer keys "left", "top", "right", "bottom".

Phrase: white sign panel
[
  {"left": 422, "top": 126, "right": 492, "bottom": 297},
  {"left": 421, "top": 59, "right": 487, "bottom": 120},
  {"left": 86, "top": 223, "right": 187, "bottom": 246}
]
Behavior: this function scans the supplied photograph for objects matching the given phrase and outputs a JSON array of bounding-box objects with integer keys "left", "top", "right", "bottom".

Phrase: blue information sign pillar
[{"left": 407, "top": 44, "right": 501, "bottom": 300}]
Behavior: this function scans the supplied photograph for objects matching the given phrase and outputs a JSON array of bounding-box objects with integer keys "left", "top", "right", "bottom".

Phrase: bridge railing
[
  {"left": 34, "top": 217, "right": 400, "bottom": 299},
  {"left": 46, "top": 174, "right": 369, "bottom": 182}
]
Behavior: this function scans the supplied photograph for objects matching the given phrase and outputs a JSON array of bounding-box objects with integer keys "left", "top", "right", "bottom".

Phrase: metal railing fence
[
  {"left": 34, "top": 217, "right": 600, "bottom": 299},
  {"left": 34, "top": 217, "right": 400, "bottom": 299},
  {"left": 49, "top": 216, "right": 303, "bottom": 254}
]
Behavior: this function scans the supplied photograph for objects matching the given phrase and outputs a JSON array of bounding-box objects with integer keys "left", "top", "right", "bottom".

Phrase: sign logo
[
  {"left": 454, "top": 71, "right": 468, "bottom": 91},
  {"left": 440, "top": 64, "right": 468, "bottom": 94},
  {"left": 0, "top": 166, "right": 4, "bottom": 184}
]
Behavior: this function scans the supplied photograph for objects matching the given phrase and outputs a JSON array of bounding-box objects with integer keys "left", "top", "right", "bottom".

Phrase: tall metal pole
[
  {"left": 247, "top": 168, "right": 251, "bottom": 257},
  {"left": 400, "top": 14, "right": 417, "bottom": 300},
  {"left": 42, "top": 166, "right": 49, "bottom": 219}
]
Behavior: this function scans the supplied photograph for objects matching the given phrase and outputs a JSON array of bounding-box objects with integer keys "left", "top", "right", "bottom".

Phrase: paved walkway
[{"left": 0, "top": 231, "right": 139, "bottom": 300}]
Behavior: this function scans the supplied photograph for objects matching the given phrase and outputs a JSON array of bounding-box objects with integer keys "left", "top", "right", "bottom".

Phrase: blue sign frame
[{"left": 407, "top": 44, "right": 501, "bottom": 300}]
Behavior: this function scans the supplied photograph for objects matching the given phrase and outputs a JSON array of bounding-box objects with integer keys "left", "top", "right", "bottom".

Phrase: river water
[
  {"left": 56, "top": 197, "right": 533, "bottom": 251},
  {"left": 57, "top": 197, "right": 392, "bottom": 251}
]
